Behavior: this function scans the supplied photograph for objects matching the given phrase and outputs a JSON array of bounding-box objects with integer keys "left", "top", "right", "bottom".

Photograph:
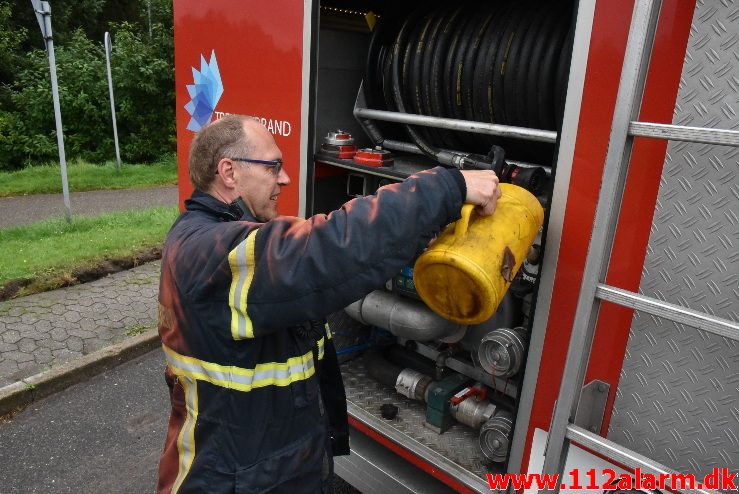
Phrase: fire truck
[{"left": 173, "top": 0, "right": 738, "bottom": 492}]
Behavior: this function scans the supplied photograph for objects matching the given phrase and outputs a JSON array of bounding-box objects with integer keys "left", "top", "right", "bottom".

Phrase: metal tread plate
[
  {"left": 341, "top": 357, "right": 503, "bottom": 480},
  {"left": 609, "top": 0, "right": 739, "bottom": 477}
]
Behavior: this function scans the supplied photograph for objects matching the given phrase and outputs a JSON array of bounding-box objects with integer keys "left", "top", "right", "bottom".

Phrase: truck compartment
[{"left": 311, "top": 0, "right": 576, "bottom": 487}]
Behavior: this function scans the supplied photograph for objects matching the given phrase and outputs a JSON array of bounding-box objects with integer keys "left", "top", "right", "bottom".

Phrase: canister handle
[{"left": 455, "top": 204, "right": 475, "bottom": 237}]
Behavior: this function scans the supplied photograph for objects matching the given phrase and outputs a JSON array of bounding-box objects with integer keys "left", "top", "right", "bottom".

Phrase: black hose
[
  {"left": 472, "top": 2, "right": 509, "bottom": 125},
  {"left": 462, "top": 7, "right": 500, "bottom": 150},
  {"left": 413, "top": 8, "right": 447, "bottom": 146},
  {"left": 428, "top": 5, "right": 462, "bottom": 121},
  {"left": 391, "top": 9, "right": 441, "bottom": 160},
  {"left": 422, "top": 5, "right": 457, "bottom": 149},
  {"left": 448, "top": 11, "right": 479, "bottom": 122},
  {"left": 517, "top": 1, "right": 554, "bottom": 129},
  {"left": 537, "top": 7, "right": 568, "bottom": 130},
  {"left": 365, "top": 14, "right": 404, "bottom": 139},
  {"left": 364, "top": 347, "right": 403, "bottom": 388},
  {"left": 365, "top": 1, "right": 573, "bottom": 163},
  {"left": 504, "top": 3, "right": 538, "bottom": 126},
  {"left": 461, "top": 7, "right": 495, "bottom": 125},
  {"left": 408, "top": 12, "right": 432, "bottom": 117},
  {"left": 491, "top": 3, "right": 527, "bottom": 128},
  {"left": 477, "top": 1, "right": 516, "bottom": 149}
]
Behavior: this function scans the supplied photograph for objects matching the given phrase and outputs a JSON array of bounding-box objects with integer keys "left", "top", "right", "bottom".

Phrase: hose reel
[{"left": 364, "top": 0, "right": 573, "bottom": 163}]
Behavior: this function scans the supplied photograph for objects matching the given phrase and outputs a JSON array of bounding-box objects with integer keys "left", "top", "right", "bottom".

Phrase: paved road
[
  {"left": 0, "top": 349, "right": 165, "bottom": 493},
  {"left": 0, "top": 186, "right": 178, "bottom": 229},
  {"left": 0, "top": 349, "right": 359, "bottom": 493}
]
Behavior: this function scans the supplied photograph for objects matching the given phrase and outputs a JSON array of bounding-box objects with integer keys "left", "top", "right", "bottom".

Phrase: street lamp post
[
  {"left": 147, "top": 0, "right": 152, "bottom": 39},
  {"left": 104, "top": 32, "right": 121, "bottom": 170},
  {"left": 30, "top": 0, "right": 71, "bottom": 222}
]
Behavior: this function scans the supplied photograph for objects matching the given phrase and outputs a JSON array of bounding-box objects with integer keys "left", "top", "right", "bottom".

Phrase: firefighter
[{"left": 156, "top": 114, "right": 501, "bottom": 493}]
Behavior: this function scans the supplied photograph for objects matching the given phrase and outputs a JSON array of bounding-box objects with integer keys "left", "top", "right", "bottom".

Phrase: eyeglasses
[{"left": 229, "top": 157, "right": 283, "bottom": 175}]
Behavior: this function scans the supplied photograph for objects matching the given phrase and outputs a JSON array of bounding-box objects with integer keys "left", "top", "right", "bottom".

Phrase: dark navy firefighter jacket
[{"left": 157, "top": 167, "right": 466, "bottom": 493}]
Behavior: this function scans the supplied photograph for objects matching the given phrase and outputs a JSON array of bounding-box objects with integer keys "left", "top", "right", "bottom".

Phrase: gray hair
[{"left": 188, "top": 114, "right": 253, "bottom": 190}]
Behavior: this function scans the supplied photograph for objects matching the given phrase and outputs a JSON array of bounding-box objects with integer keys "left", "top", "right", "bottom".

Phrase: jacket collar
[{"left": 185, "top": 190, "right": 258, "bottom": 222}]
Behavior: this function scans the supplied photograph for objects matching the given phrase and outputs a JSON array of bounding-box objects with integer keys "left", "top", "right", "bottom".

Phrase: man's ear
[{"left": 215, "top": 158, "right": 237, "bottom": 188}]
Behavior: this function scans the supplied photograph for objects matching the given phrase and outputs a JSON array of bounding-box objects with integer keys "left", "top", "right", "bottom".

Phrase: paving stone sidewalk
[{"left": 0, "top": 261, "right": 160, "bottom": 388}]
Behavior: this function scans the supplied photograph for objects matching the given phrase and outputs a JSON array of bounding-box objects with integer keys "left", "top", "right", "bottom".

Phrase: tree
[
  {"left": 0, "top": 0, "right": 174, "bottom": 169},
  {"left": 0, "top": 1, "right": 28, "bottom": 105},
  {"left": 108, "top": 19, "right": 174, "bottom": 162}
]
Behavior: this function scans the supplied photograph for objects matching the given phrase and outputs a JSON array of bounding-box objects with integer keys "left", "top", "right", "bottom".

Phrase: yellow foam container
[{"left": 413, "top": 183, "right": 544, "bottom": 324}]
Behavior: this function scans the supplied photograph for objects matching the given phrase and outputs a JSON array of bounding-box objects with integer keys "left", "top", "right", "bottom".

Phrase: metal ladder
[{"left": 539, "top": 0, "right": 739, "bottom": 493}]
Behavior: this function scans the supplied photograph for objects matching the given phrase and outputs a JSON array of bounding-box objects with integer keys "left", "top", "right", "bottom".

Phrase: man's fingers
[
  {"left": 475, "top": 192, "right": 500, "bottom": 216},
  {"left": 460, "top": 169, "right": 502, "bottom": 216}
]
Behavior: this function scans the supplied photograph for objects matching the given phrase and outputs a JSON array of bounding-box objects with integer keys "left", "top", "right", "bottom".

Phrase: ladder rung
[
  {"left": 566, "top": 424, "right": 721, "bottom": 494},
  {"left": 595, "top": 284, "right": 739, "bottom": 341},
  {"left": 629, "top": 121, "right": 739, "bottom": 147}
]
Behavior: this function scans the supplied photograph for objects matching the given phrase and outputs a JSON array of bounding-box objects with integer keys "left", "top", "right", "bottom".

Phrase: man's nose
[{"left": 278, "top": 167, "right": 291, "bottom": 186}]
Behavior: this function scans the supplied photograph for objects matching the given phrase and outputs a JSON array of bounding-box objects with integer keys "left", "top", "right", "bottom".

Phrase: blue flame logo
[{"left": 184, "top": 51, "right": 224, "bottom": 132}]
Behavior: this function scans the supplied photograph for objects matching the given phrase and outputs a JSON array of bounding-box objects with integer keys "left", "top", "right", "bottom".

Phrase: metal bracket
[{"left": 574, "top": 380, "right": 610, "bottom": 434}]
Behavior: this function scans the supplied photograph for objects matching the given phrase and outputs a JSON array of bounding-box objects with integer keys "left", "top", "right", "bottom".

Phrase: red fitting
[
  {"left": 450, "top": 386, "right": 488, "bottom": 405},
  {"left": 353, "top": 149, "right": 393, "bottom": 167},
  {"left": 334, "top": 145, "right": 358, "bottom": 159},
  {"left": 319, "top": 142, "right": 358, "bottom": 159}
]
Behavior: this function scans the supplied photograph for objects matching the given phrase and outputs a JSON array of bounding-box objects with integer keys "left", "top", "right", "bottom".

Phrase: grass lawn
[
  {"left": 0, "top": 206, "right": 179, "bottom": 296},
  {"left": 0, "top": 155, "right": 177, "bottom": 197}
]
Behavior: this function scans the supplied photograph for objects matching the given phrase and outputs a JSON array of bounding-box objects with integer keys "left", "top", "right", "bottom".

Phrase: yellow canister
[{"left": 413, "top": 183, "right": 544, "bottom": 325}]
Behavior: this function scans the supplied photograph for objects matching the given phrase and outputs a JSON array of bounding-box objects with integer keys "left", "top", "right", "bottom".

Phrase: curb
[{"left": 0, "top": 329, "right": 161, "bottom": 417}]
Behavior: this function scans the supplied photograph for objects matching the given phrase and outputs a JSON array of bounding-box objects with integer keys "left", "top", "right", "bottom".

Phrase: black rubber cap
[{"left": 380, "top": 403, "right": 399, "bottom": 420}]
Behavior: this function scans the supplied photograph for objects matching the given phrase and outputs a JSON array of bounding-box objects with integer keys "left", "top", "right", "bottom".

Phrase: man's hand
[{"left": 461, "top": 170, "right": 502, "bottom": 215}]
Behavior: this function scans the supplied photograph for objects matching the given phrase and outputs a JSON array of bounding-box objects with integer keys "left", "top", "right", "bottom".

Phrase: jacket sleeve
[{"left": 238, "top": 167, "right": 464, "bottom": 333}]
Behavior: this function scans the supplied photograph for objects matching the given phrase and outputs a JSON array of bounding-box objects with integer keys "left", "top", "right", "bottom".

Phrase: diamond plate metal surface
[
  {"left": 608, "top": 0, "right": 739, "bottom": 477},
  {"left": 341, "top": 357, "right": 504, "bottom": 477}
]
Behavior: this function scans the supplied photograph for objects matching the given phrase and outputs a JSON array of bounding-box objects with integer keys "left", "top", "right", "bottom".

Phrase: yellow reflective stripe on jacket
[
  {"left": 163, "top": 344, "right": 316, "bottom": 392},
  {"left": 228, "top": 230, "right": 258, "bottom": 340},
  {"left": 317, "top": 323, "right": 330, "bottom": 360},
  {"left": 172, "top": 375, "right": 198, "bottom": 494},
  {"left": 317, "top": 336, "right": 325, "bottom": 361}
]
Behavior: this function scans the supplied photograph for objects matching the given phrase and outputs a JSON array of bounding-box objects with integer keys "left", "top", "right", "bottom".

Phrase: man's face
[{"left": 232, "top": 122, "right": 291, "bottom": 221}]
